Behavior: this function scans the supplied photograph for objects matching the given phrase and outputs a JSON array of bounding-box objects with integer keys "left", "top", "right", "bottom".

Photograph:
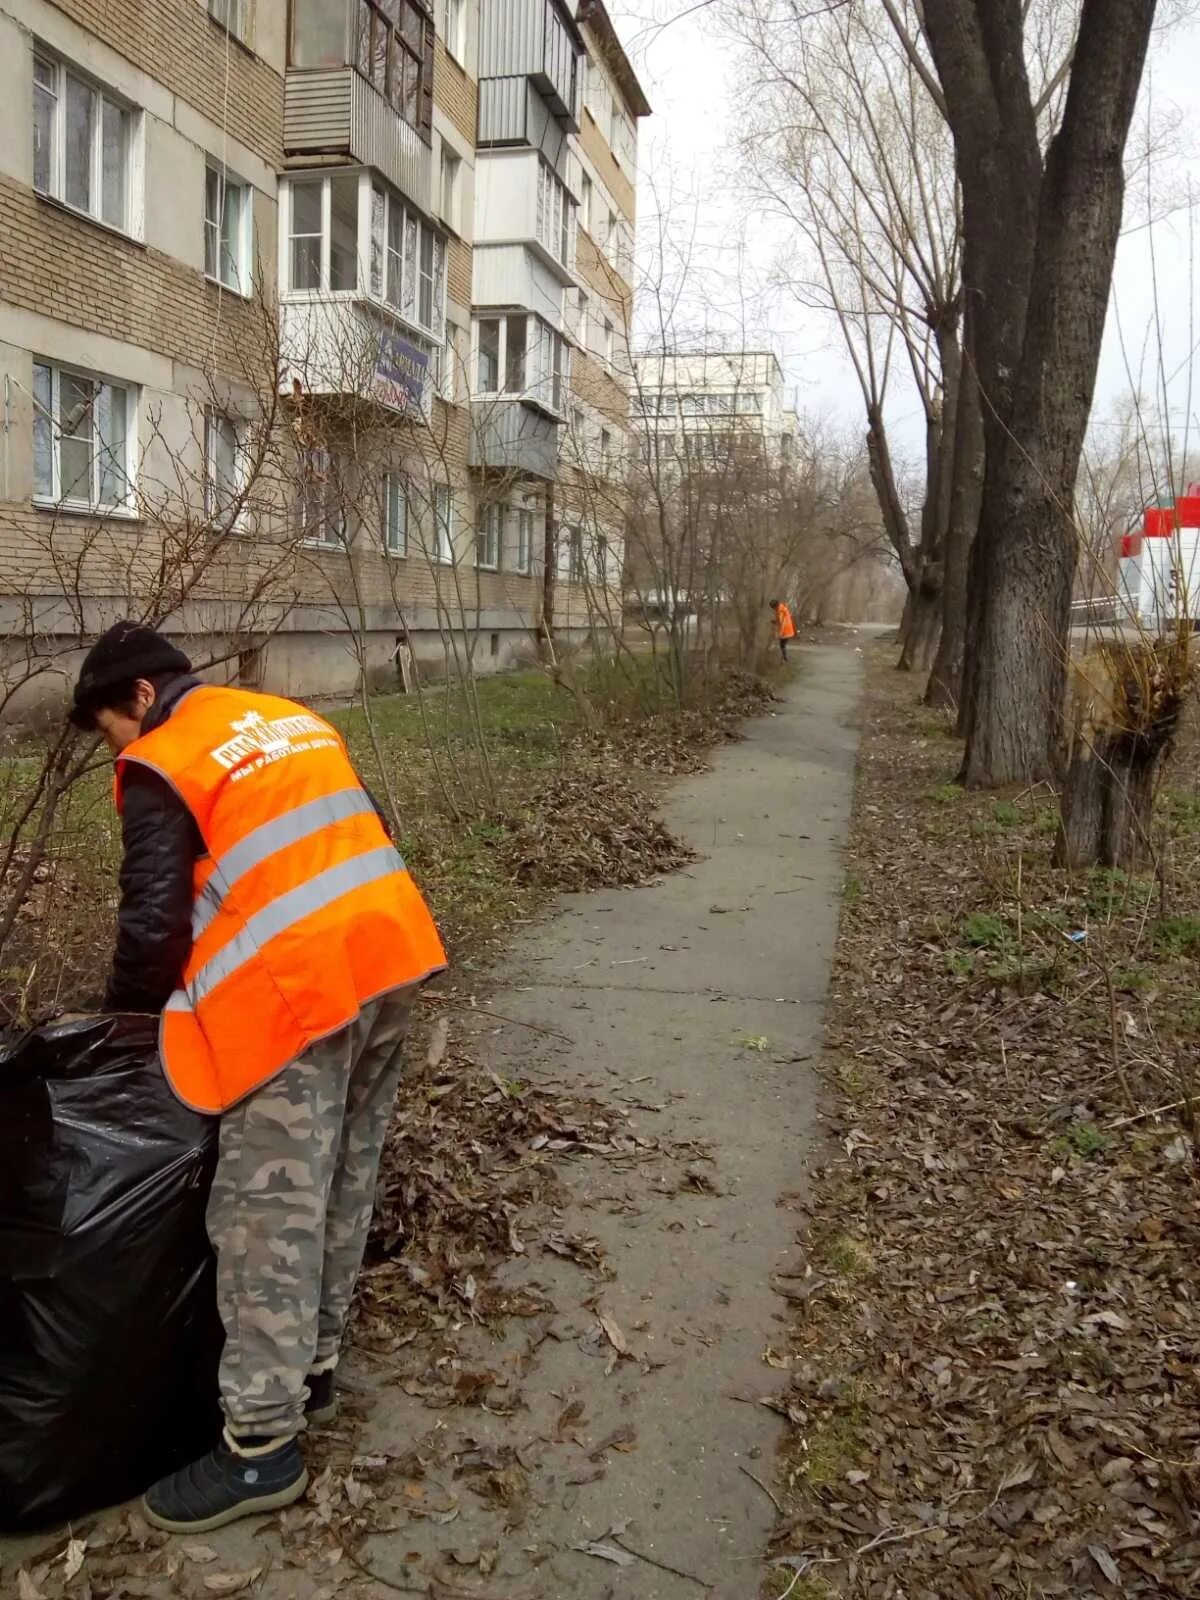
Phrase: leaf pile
[
  {"left": 359, "top": 1024, "right": 656, "bottom": 1345},
  {"left": 767, "top": 650, "right": 1200, "bottom": 1597},
  {"left": 500, "top": 766, "right": 697, "bottom": 892}
]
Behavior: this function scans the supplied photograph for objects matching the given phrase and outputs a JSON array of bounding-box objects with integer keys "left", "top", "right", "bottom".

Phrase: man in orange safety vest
[
  {"left": 70, "top": 622, "right": 446, "bottom": 1533},
  {"left": 769, "top": 597, "right": 796, "bottom": 662}
]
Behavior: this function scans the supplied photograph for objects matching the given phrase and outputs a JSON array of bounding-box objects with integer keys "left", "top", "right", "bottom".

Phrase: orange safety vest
[
  {"left": 115, "top": 684, "right": 446, "bottom": 1114},
  {"left": 774, "top": 602, "right": 796, "bottom": 640}
]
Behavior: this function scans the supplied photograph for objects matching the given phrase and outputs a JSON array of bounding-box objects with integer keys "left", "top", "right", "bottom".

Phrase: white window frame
[
  {"left": 205, "top": 162, "right": 251, "bottom": 294},
  {"left": 440, "top": 145, "right": 462, "bottom": 234},
  {"left": 535, "top": 160, "right": 575, "bottom": 270},
  {"left": 204, "top": 410, "right": 249, "bottom": 526},
  {"left": 444, "top": 0, "right": 466, "bottom": 65},
  {"left": 209, "top": 0, "right": 252, "bottom": 46},
  {"left": 515, "top": 506, "right": 533, "bottom": 574},
  {"left": 567, "top": 525, "right": 585, "bottom": 584},
  {"left": 600, "top": 316, "right": 614, "bottom": 369},
  {"left": 365, "top": 178, "right": 447, "bottom": 344},
  {"left": 33, "top": 50, "right": 141, "bottom": 238},
  {"left": 476, "top": 502, "right": 501, "bottom": 570},
  {"left": 433, "top": 484, "right": 455, "bottom": 563},
  {"left": 383, "top": 471, "right": 408, "bottom": 556},
  {"left": 297, "top": 447, "right": 346, "bottom": 548},
  {"left": 579, "top": 172, "right": 592, "bottom": 235},
  {"left": 32, "top": 359, "right": 137, "bottom": 514}
]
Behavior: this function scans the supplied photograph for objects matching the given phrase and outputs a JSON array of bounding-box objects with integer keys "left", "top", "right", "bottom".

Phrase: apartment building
[
  {"left": 0, "top": 0, "right": 647, "bottom": 713},
  {"left": 633, "top": 350, "right": 801, "bottom": 469}
]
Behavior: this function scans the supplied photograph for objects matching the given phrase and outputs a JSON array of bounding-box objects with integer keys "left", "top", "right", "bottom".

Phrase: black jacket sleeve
[{"left": 104, "top": 766, "right": 202, "bottom": 1014}]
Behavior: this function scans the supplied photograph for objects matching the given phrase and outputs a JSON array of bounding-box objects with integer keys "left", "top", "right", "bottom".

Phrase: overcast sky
[{"left": 609, "top": 1, "right": 1200, "bottom": 470}]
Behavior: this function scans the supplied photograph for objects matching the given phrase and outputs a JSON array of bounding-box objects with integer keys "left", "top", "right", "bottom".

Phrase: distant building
[{"left": 631, "top": 350, "right": 801, "bottom": 470}]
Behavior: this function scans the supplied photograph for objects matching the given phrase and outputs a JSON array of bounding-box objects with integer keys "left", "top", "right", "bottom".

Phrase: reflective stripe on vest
[
  {"left": 191, "top": 786, "right": 381, "bottom": 939},
  {"left": 173, "top": 844, "right": 405, "bottom": 1010}
]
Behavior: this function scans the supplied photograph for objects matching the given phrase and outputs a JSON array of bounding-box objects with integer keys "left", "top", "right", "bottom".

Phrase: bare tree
[
  {"left": 881, "top": 0, "right": 1161, "bottom": 784},
  {"left": 733, "top": 0, "right": 973, "bottom": 697}
]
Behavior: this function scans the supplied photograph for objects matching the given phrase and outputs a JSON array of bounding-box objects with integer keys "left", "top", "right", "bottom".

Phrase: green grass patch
[
  {"left": 961, "top": 911, "right": 1008, "bottom": 950},
  {"left": 801, "top": 1386, "right": 868, "bottom": 1489},
  {"left": 1154, "top": 916, "right": 1200, "bottom": 958},
  {"left": 927, "top": 782, "right": 963, "bottom": 805},
  {"left": 817, "top": 1231, "right": 872, "bottom": 1279},
  {"left": 1069, "top": 1122, "right": 1112, "bottom": 1160}
]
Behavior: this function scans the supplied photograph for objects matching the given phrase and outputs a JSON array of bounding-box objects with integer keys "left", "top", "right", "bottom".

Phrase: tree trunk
[
  {"left": 539, "top": 482, "right": 557, "bottom": 664},
  {"left": 1056, "top": 732, "right": 1161, "bottom": 870},
  {"left": 898, "top": 577, "right": 942, "bottom": 673},
  {"left": 927, "top": 316, "right": 982, "bottom": 712},
  {"left": 959, "top": 0, "right": 1157, "bottom": 786},
  {"left": 919, "top": 0, "right": 1045, "bottom": 750}
]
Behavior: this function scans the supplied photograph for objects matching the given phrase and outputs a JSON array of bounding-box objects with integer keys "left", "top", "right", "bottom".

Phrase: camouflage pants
[{"left": 206, "top": 986, "right": 417, "bottom": 1441}]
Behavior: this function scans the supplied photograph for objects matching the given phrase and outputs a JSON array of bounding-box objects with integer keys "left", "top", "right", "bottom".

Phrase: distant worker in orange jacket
[
  {"left": 769, "top": 598, "right": 796, "bottom": 662},
  {"left": 70, "top": 623, "right": 446, "bottom": 1534}
]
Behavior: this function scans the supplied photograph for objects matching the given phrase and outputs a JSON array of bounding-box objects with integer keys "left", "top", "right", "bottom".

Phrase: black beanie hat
[{"left": 70, "top": 622, "right": 192, "bottom": 729}]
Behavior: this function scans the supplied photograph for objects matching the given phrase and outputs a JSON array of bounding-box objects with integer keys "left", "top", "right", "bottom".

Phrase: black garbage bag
[{"left": 0, "top": 1013, "right": 223, "bottom": 1529}]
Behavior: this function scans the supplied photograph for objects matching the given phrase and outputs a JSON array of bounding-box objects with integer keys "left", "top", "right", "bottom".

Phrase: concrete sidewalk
[{"left": 417, "top": 642, "right": 865, "bottom": 1597}]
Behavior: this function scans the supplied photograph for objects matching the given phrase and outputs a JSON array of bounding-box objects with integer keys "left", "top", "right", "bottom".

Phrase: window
[
  {"left": 433, "top": 485, "right": 454, "bottom": 562},
  {"left": 579, "top": 173, "right": 592, "bottom": 234},
  {"left": 288, "top": 175, "right": 447, "bottom": 342},
  {"left": 680, "top": 393, "right": 702, "bottom": 416},
  {"left": 574, "top": 288, "right": 589, "bottom": 350},
  {"left": 329, "top": 174, "right": 359, "bottom": 291},
  {"left": 289, "top": 0, "right": 346, "bottom": 66},
  {"left": 600, "top": 427, "right": 612, "bottom": 474},
  {"left": 353, "top": 0, "right": 429, "bottom": 132},
  {"left": 536, "top": 161, "right": 575, "bottom": 269},
  {"left": 32, "top": 360, "right": 134, "bottom": 511},
  {"left": 33, "top": 53, "right": 135, "bottom": 234},
  {"left": 296, "top": 448, "right": 344, "bottom": 546},
  {"left": 205, "top": 411, "right": 246, "bottom": 523},
  {"left": 367, "top": 180, "right": 446, "bottom": 339},
  {"left": 568, "top": 526, "right": 584, "bottom": 583},
  {"left": 505, "top": 314, "right": 527, "bottom": 393},
  {"left": 289, "top": 179, "right": 324, "bottom": 290},
  {"left": 600, "top": 317, "right": 613, "bottom": 368},
  {"left": 205, "top": 164, "right": 249, "bottom": 292},
  {"left": 477, "top": 319, "right": 501, "bottom": 393},
  {"left": 474, "top": 316, "right": 566, "bottom": 412},
  {"left": 440, "top": 147, "right": 462, "bottom": 233},
  {"left": 515, "top": 507, "right": 533, "bottom": 574},
  {"left": 736, "top": 390, "right": 763, "bottom": 413},
  {"left": 383, "top": 472, "right": 408, "bottom": 555},
  {"left": 476, "top": 503, "right": 501, "bottom": 569},
  {"left": 209, "top": 0, "right": 251, "bottom": 45},
  {"left": 445, "top": 0, "right": 466, "bottom": 62}
]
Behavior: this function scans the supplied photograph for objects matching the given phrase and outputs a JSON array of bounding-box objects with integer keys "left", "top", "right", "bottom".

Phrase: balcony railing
[
  {"left": 469, "top": 399, "right": 559, "bottom": 480},
  {"left": 280, "top": 298, "right": 434, "bottom": 423}
]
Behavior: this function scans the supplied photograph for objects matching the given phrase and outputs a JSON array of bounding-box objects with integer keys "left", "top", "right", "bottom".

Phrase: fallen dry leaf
[
  {"left": 597, "top": 1311, "right": 629, "bottom": 1356},
  {"left": 571, "top": 1540, "right": 634, "bottom": 1568},
  {"left": 181, "top": 1544, "right": 220, "bottom": 1565},
  {"left": 202, "top": 1572, "right": 262, "bottom": 1596}
]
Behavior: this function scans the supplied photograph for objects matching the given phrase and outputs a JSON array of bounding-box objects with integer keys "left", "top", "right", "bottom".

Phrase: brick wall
[
  {"left": 575, "top": 231, "right": 632, "bottom": 325},
  {"left": 0, "top": 176, "right": 273, "bottom": 381},
  {"left": 46, "top": 0, "right": 284, "bottom": 168},
  {"left": 577, "top": 112, "right": 635, "bottom": 224},
  {"left": 572, "top": 350, "right": 629, "bottom": 428},
  {"left": 447, "top": 236, "right": 472, "bottom": 308},
  {"left": 434, "top": 39, "right": 477, "bottom": 146}
]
